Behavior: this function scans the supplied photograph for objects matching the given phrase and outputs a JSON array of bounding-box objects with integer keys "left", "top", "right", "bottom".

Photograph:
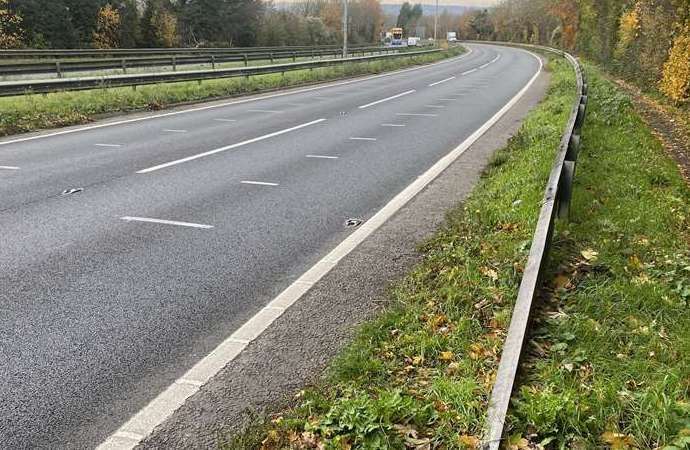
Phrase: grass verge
[
  {"left": 0, "top": 48, "right": 460, "bottom": 138},
  {"left": 222, "top": 56, "right": 576, "bottom": 448},
  {"left": 504, "top": 64, "right": 690, "bottom": 448}
]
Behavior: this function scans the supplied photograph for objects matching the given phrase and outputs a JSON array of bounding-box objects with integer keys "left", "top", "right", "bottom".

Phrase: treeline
[
  {"left": 456, "top": 0, "right": 690, "bottom": 103},
  {"left": 0, "top": 0, "right": 385, "bottom": 49}
]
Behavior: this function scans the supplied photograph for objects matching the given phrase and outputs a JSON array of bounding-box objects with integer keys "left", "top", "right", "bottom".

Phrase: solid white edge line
[
  {"left": 305, "top": 154, "right": 339, "bottom": 159},
  {"left": 162, "top": 129, "right": 187, "bottom": 133},
  {"left": 358, "top": 89, "right": 415, "bottom": 109},
  {"left": 428, "top": 76, "right": 456, "bottom": 87},
  {"left": 137, "top": 119, "right": 326, "bottom": 173},
  {"left": 348, "top": 137, "right": 377, "bottom": 141},
  {"left": 213, "top": 119, "right": 237, "bottom": 122},
  {"left": 240, "top": 180, "right": 279, "bottom": 186},
  {"left": 380, "top": 123, "right": 406, "bottom": 127},
  {"left": 0, "top": 48, "right": 475, "bottom": 148},
  {"left": 97, "top": 47, "right": 542, "bottom": 450},
  {"left": 0, "top": 165, "right": 20, "bottom": 170},
  {"left": 121, "top": 216, "right": 213, "bottom": 229},
  {"left": 461, "top": 68, "right": 477, "bottom": 75}
]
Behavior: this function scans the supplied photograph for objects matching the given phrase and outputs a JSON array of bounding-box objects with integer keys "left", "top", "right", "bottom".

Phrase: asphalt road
[{"left": 0, "top": 43, "right": 540, "bottom": 448}]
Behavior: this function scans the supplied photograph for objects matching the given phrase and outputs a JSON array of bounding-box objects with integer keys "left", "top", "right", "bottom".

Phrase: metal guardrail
[
  {"left": 0, "top": 44, "right": 371, "bottom": 59},
  {"left": 0, "top": 46, "right": 388, "bottom": 77},
  {"left": 0, "top": 48, "right": 441, "bottom": 97},
  {"left": 468, "top": 42, "right": 587, "bottom": 449}
]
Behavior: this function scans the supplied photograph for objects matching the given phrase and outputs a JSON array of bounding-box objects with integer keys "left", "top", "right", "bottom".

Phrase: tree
[
  {"left": 0, "top": 0, "right": 23, "bottom": 48},
  {"left": 13, "top": 0, "right": 77, "bottom": 47},
  {"left": 116, "top": 0, "right": 140, "bottom": 48},
  {"left": 396, "top": 2, "right": 422, "bottom": 35},
  {"left": 141, "top": 0, "right": 178, "bottom": 47},
  {"left": 92, "top": 3, "right": 121, "bottom": 48}
]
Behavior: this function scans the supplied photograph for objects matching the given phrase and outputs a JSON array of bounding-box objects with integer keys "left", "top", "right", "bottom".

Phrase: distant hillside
[{"left": 272, "top": 2, "right": 480, "bottom": 16}]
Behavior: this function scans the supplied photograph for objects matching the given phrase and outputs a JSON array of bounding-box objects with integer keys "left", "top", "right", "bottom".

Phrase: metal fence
[
  {"left": 0, "top": 44, "right": 375, "bottom": 59},
  {"left": 471, "top": 42, "right": 587, "bottom": 449},
  {"left": 0, "top": 48, "right": 441, "bottom": 97},
  {"left": 0, "top": 46, "right": 389, "bottom": 77}
]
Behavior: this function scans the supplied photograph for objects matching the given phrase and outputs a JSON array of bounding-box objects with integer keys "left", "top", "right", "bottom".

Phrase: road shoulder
[{"left": 136, "top": 59, "right": 551, "bottom": 448}]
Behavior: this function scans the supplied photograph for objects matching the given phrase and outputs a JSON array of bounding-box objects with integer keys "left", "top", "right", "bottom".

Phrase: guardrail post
[
  {"left": 557, "top": 160, "right": 576, "bottom": 219},
  {"left": 121, "top": 59, "right": 127, "bottom": 74},
  {"left": 244, "top": 53, "right": 248, "bottom": 66},
  {"left": 270, "top": 52, "right": 274, "bottom": 64},
  {"left": 292, "top": 51, "right": 296, "bottom": 62},
  {"left": 211, "top": 55, "right": 216, "bottom": 69},
  {"left": 55, "top": 61, "right": 62, "bottom": 78},
  {"left": 172, "top": 56, "right": 176, "bottom": 71}
]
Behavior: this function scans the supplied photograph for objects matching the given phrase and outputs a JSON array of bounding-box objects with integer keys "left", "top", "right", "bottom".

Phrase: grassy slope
[
  {"left": 226, "top": 57, "right": 576, "bottom": 449},
  {"left": 0, "top": 49, "right": 459, "bottom": 138},
  {"left": 506, "top": 64, "right": 690, "bottom": 448}
]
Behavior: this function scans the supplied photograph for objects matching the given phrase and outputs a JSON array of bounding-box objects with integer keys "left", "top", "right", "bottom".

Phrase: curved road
[{"left": 0, "top": 43, "right": 540, "bottom": 448}]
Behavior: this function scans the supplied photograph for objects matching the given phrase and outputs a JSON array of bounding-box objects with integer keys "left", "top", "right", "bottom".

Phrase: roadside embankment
[{"left": 224, "top": 55, "right": 576, "bottom": 449}]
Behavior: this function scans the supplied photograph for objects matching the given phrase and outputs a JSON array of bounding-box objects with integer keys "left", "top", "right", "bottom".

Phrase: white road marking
[
  {"left": 121, "top": 216, "right": 213, "bottom": 229},
  {"left": 0, "top": 49, "right": 474, "bottom": 148},
  {"left": 163, "top": 129, "right": 187, "bottom": 133},
  {"left": 241, "top": 180, "right": 279, "bottom": 186},
  {"left": 358, "top": 89, "right": 415, "bottom": 109},
  {"left": 94, "top": 143, "right": 123, "bottom": 148},
  {"left": 349, "top": 137, "right": 377, "bottom": 141},
  {"left": 137, "top": 119, "right": 326, "bottom": 173},
  {"left": 96, "top": 47, "right": 542, "bottom": 450},
  {"left": 248, "top": 109, "right": 283, "bottom": 114},
  {"left": 305, "top": 154, "right": 339, "bottom": 159},
  {"left": 213, "top": 119, "right": 237, "bottom": 123},
  {"left": 428, "top": 76, "right": 455, "bottom": 87},
  {"left": 461, "top": 68, "right": 477, "bottom": 75},
  {"left": 396, "top": 113, "right": 438, "bottom": 117},
  {"left": 380, "top": 123, "right": 406, "bottom": 127},
  {"left": 424, "top": 105, "right": 445, "bottom": 108},
  {"left": 0, "top": 165, "right": 19, "bottom": 170}
]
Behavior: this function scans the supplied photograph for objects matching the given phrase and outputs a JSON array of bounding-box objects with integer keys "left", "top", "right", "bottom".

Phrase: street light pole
[
  {"left": 433, "top": 0, "right": 438, "bottom": 43},
  {"left": 342, "top": 0, "right": 348, "bottom": 58}
]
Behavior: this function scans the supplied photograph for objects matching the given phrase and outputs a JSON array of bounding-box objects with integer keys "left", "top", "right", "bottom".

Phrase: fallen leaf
[
  {"left": 440, "top": 351, "right": 454, "bottom": 361},
  {"left": 581, "top": 248, "right": 599, "bottom": 261},
  {"left": 480, "top": 266, "right": 499, "bottom": 281},
  {"left": 459, "top": 434, "right": 480, "bottom": 448},
  {"left": 553, "top": 274, "right": 571, "bottom": 290},
  {"left": 601, "top": 431, "right": 636, "bottom": 449}
]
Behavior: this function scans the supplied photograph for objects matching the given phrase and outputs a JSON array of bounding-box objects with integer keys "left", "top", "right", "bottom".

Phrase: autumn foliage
[
  {"left": 660, "top": 29, "right": 690, "bottom": 103},
  {"left": 463, "top": 0, "right": 690, "bottom": 104},
  {"left": 0, "top": 0, "right": 22, "bottom": 48}
]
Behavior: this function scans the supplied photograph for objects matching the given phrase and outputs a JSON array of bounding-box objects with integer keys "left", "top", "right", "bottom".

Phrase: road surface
[{"left": 0, "top": 43, "right": 540, "bottom": 448}]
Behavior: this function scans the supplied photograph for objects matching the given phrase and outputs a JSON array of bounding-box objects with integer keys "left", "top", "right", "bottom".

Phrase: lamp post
[
  {"left": 433, "top": 0, "right": 438, "bottom": 43},
  {"left": 342, "top": 0, "right": 348, "bottom": 57}
]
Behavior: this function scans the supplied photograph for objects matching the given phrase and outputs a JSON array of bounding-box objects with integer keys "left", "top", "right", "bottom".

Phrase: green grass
[
  {"left": 0, "top": 48, "right": 459, "bottom": 138},
  {"left": 222, "top": 57, "right": 577, "bottom": 449},
  {"left": 504, "top": 64, "right": 690, "bottom": 448}
]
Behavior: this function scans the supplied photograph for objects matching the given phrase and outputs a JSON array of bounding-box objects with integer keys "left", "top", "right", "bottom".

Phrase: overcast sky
[{"left": 380, "top": 0, "right": 497, "bottom": 5}]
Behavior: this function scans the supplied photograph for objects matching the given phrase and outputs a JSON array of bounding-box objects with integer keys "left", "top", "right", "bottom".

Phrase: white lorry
[{"left": 447, "top": 32, "right": 457, "bottom": 42}]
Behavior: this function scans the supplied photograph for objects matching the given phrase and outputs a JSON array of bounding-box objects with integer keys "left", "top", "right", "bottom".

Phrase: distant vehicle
[
  {"left": 407, "top": 37, "right": 420, "bottom": 46},
  {"left": 447, "top": 32, "right": 457, "bottom": 42},
  {"left": 389, "top": 27, "right": 405, "bottom": 47}
]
